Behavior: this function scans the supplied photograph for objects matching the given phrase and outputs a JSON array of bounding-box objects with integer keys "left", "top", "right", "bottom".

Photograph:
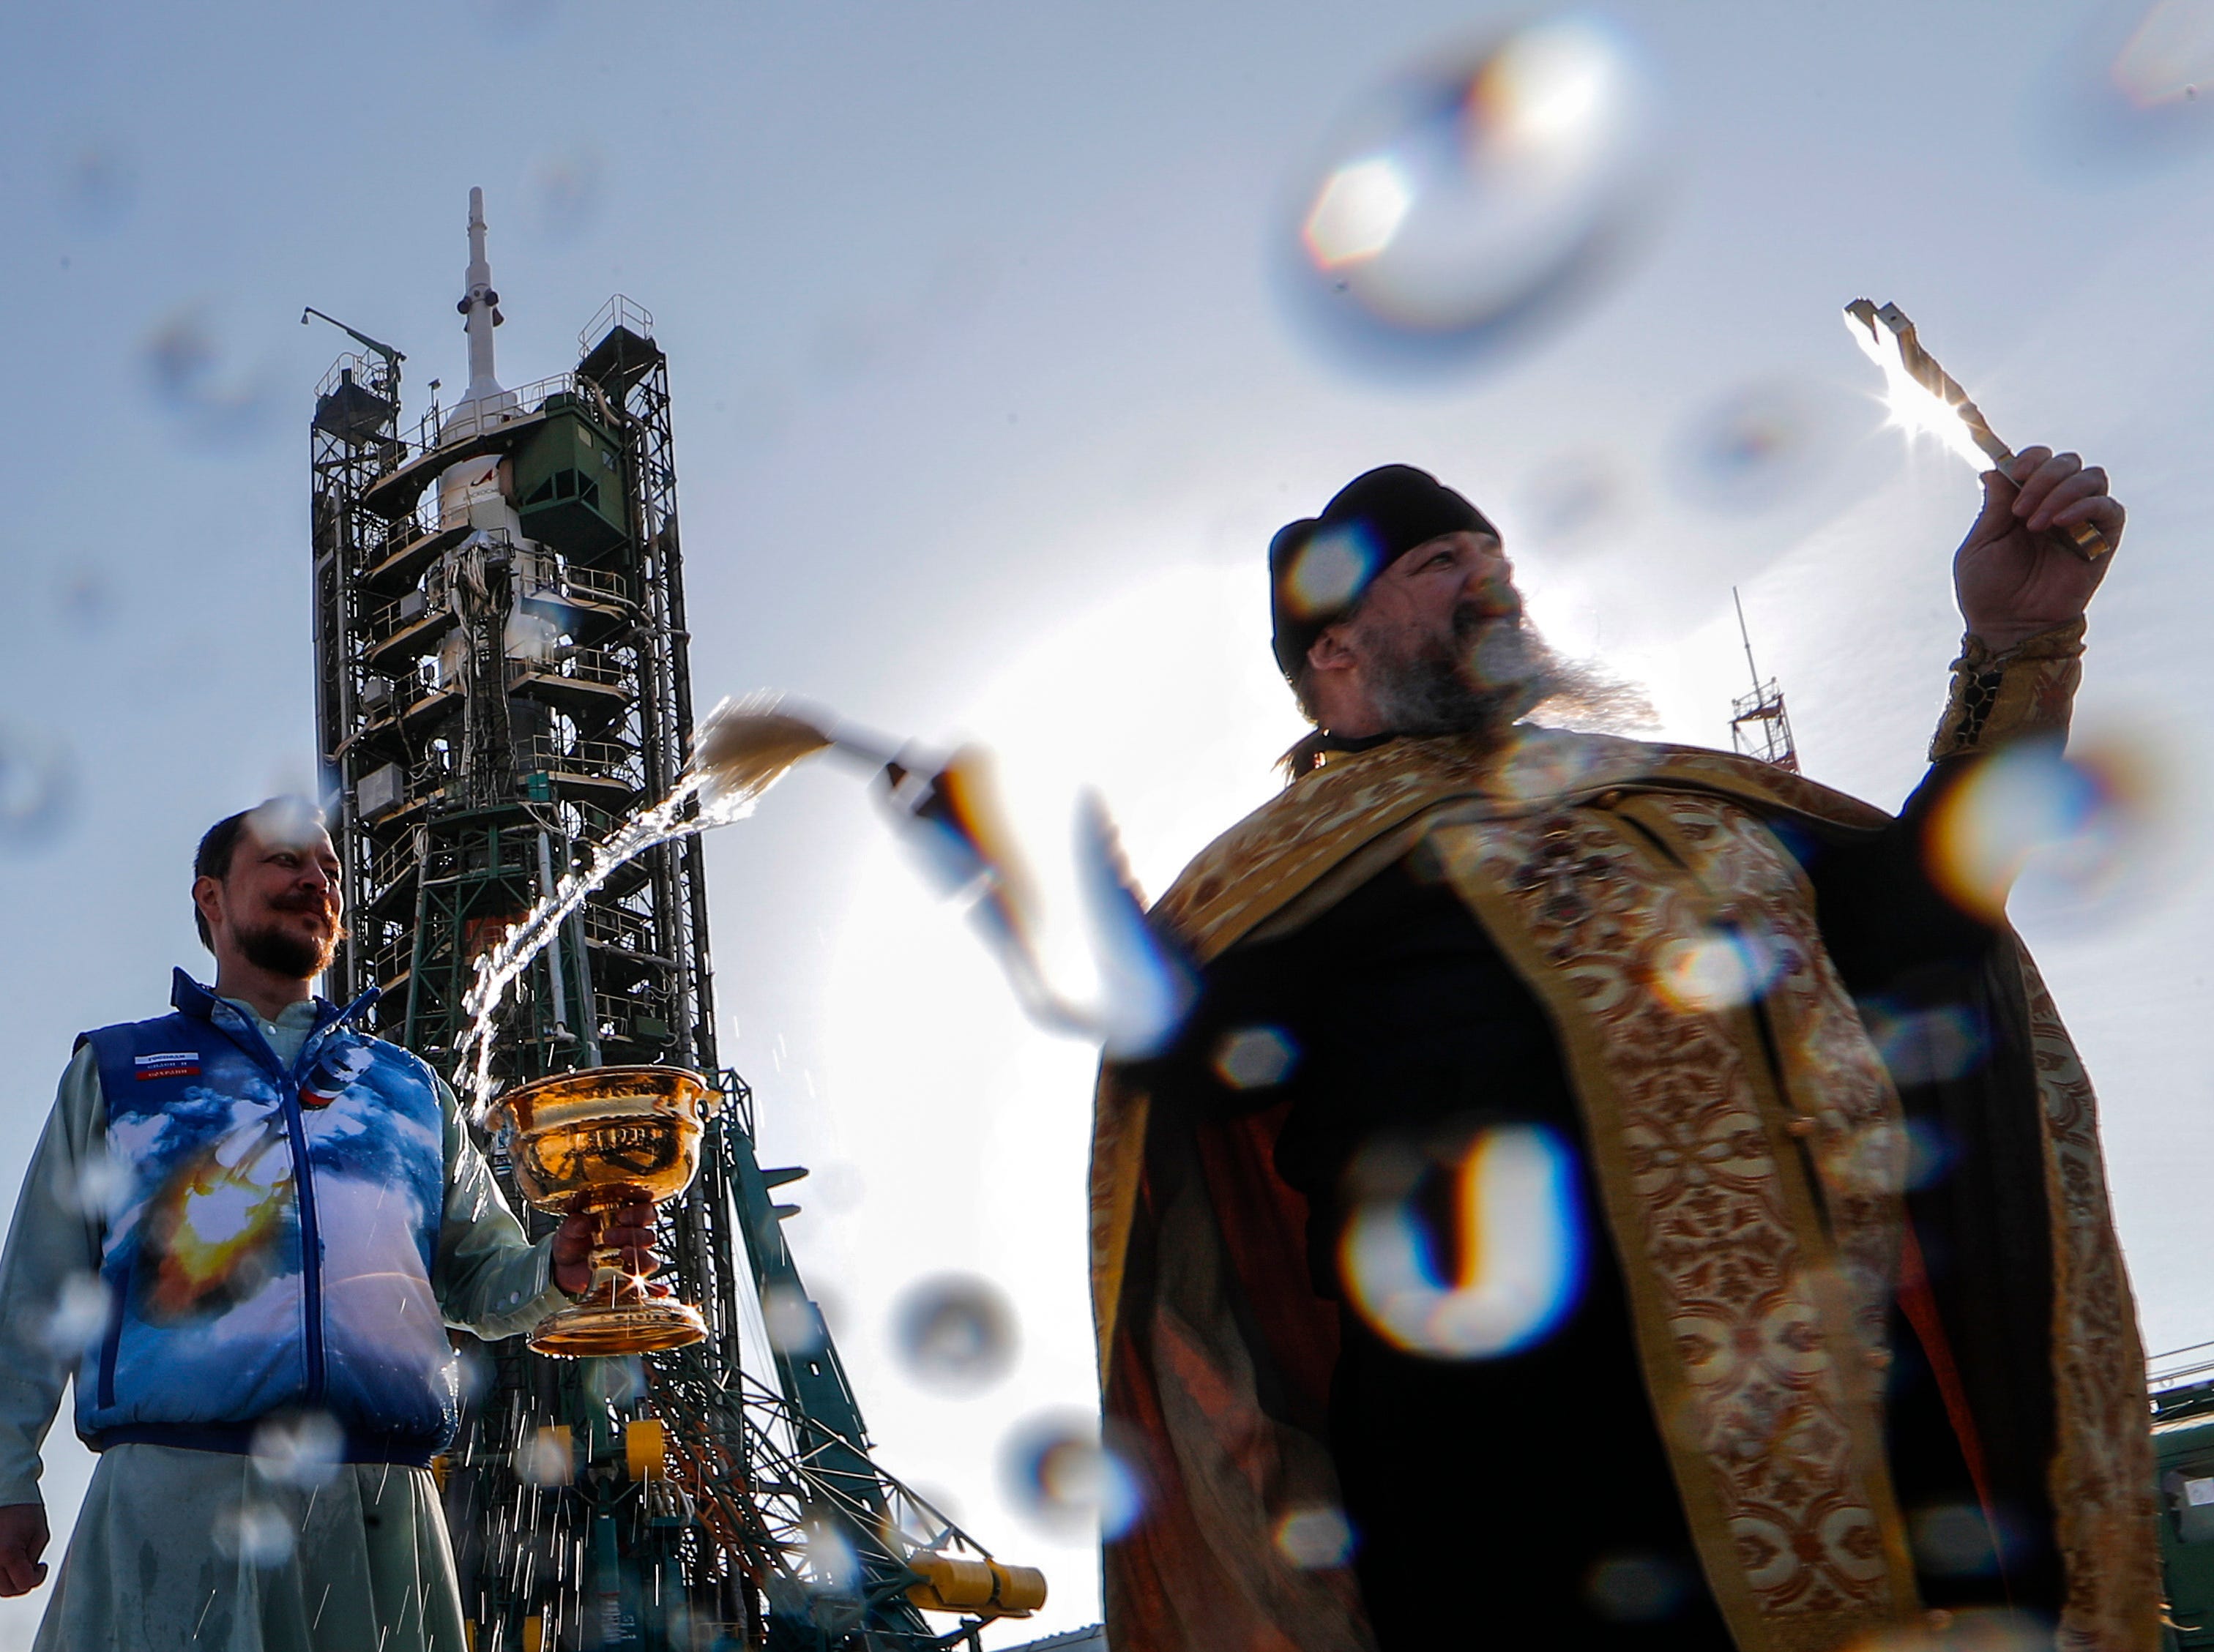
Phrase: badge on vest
[{"left": 133, "top": 1052, "right": 199, "bottom": 1082}]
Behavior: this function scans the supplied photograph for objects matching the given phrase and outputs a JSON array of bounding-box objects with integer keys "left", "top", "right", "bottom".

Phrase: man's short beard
[
  {"left": 238, "top": 919, "right": 343, "bottom": 982},
  {"left": 1362, "top": 605, "right": 1653, "bottom": 743}
]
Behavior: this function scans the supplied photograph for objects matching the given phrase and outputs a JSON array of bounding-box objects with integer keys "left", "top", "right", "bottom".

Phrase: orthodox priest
[{"left": 1091, "top": 459, "right": 2154, "bottom": 1651}]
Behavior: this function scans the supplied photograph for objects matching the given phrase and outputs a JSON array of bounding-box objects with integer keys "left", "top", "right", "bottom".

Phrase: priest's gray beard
[{"left": 1365, "top": 602, "right": 1653, "bottom": 742}]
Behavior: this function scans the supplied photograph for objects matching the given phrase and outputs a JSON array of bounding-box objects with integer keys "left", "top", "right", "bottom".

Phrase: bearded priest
[{"left": 1091, "top": 459, "right": 2154, "bottom": 1651}]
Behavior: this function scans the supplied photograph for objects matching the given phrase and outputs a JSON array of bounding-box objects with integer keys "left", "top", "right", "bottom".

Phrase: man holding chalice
[{"left": 0, "top": 797, "right": 661, "bottom": 1651}]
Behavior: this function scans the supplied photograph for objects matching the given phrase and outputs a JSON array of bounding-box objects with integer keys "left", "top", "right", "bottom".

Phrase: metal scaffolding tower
[
  {"left": 308, "top": 191, "right": 1040, "bottom": 1652},
  {"left": 1727, "top": 588, "right": 1800, "bottom": 774}
]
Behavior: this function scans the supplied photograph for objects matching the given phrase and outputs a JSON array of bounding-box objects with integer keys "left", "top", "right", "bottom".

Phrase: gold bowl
[{"left": 488, "top": 1065, "right": 721, "bottom": 1358}]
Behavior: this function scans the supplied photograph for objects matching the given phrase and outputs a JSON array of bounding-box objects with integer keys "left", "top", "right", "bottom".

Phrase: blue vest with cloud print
[{"left": 73, "top": 971, "right": 455, "bottom": 1465}]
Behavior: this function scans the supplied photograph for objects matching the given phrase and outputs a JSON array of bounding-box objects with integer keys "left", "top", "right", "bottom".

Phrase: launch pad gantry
[{"left": 308, "top": 189, "right": 1044, "bottom": 1652}]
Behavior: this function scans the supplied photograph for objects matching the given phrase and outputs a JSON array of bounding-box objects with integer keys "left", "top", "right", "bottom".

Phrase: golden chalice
[{"left": 489, "top": 1065, "right": 721, "bottom": 1358}]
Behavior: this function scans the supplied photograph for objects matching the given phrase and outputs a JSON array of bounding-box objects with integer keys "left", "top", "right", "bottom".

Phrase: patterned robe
[{"left": 1090, "top": 622, "right": 2158, "bottom": 1652}]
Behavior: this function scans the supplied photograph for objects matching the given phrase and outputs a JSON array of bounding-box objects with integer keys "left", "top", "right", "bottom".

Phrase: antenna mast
[{"left": 1729, "top": 588, "right": 1800, "bottom": 772}]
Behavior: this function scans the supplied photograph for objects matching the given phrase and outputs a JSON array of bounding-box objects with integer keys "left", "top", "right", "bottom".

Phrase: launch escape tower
[{"left": 308, "top": 191, "right": 1041, "bottom": 1651}]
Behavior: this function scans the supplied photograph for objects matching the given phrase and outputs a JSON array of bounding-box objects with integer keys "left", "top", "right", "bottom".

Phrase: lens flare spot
[
  {"left": 890, "top": 1275, "right": 1018, "bottom": 1394},
  {"left": 1302, "top": 157, "right": 1414, "bottom": 266},
  {"left": 1284, "top": 17, "right": 1661, "bottom": 371},
  {"left": 66, "top": 1148, "right": 131, "bottom": 1219},
  {"left": 214, "top": 1500, "right": 296, "bottom": 1567},
  {"left": 798, "top": 1505, "right": 862, "bottom": 1593},
  {"left": 251, "top": 1412, "right": 343, "bottom": 1488},
  {"left": 1861, "top": 1000, "right": 1988, "bottom": 1087},
  {"left": 1000, "top": 1414, "right": 1144, "bottom": 1538},
  {"left": 0, "top": 721, "right": 75, "bottom": 851},
  {"left": 1341, "top": 1123, "right": 1585, "bottom": 1359},
  {"left": 1212, "top": 1025, "right": 1300, "bottom": 1091},
  {"left": 519, "top": 1425, "right": 573, "bottom": 1487},
  {"left": 1924, "top": 736, "right": 2160, "bottom": 924},
  {"left": 42, "top": 1273, "right": 111, "bottom": 1357},
  {"left": 762, "top": 1283, "right": 826, "bottom": 1356},
  {"left": 1281, "top": 526, "right": 1382, "bottom": 621},
  {"left": 1651, "top": 927, "right": 1777, "bottom": 1014},
  {"left": 1275, "top": 1506, "right": 1355, "bottom": 1569}
]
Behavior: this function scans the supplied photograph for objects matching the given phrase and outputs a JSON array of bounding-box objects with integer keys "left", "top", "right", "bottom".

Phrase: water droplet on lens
[
  {"left": 762, "top": 1283, "right": 825, "bottom": 1355},
  {"left": 42, "top": 1274, "right": 110, "bottom": 1356},
  {"left": 215, "top": 1500, "right": 296, "bottom": 1567},
  {"left": 141, "top": 303, "right": 280, "bottom": 447},
  {"left": 251, "top": 1412, "right": 343, "bottom": 1488},
  {"left": 1279, "top": 526, "right": 1381, "bottom": 621},
  {"left": 55, "top": 141, "right": 137, "bottom": 229},
  {"left": 1275, "top": 1506, "right": 1354, "bottom": 1569},
  {"left": 1212, "top": 1025, "right": 1300, "bottom": 1090},
  {"left": 529, "top": 146, "right": 605, "bottom": 244},
  {"left": 1672, "top": 378, "right": 1847, "bottom": 515},
  {"left": 1924, "top": 733, "right": 2165, "bottom": 928},
  {"left": 999, "top": 1413, "right": 1143, "bottom": 1537},
  {"left": 518, "top": 1426, "right": 573, "bottom": 1487},
  {"left": 1341, "top": 1122, "right": 1585, "bottom": 1358},
  {"left": 890, "top": 1274, "right": 1017, "bottom": 1393},
  {"left": 1516, "top": 452, "right": 1626, "bottom": 550},
  {"left": 1584, "top": 1551, "right": 1690, "bottom": 1622},
  {"left": 0, "top": 722, "right": 74, "bottom": 851},
  {"left": 1281, "top": 17, "right": 1663, "bottom": 375},
  {"left": 1909, "top": 1502, "right": 1999, "bottom": 1577}
]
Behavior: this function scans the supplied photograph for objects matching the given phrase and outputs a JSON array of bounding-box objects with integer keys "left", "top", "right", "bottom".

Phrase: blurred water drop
[
  {"left": 0, "top": 722, "right": 75, "bottom": 851},
  {"left": 798, "top": 1506, "right": 861, "bottom": 1593},
  {"left": 141, "top": 304, "right": 280, "bottom": 448},
  {"left": 215, "top": 1500, "right": 296, "bottom": 1567},
  {"left": 1908, "top": 1501, "right": 1999, "bottom": 1578},
  {"left": 1584, "top": 1552, "right": 1690, "bottom": 1623},
  {"left": 762, "top": 1282, "right": 825, "bottom": 1355},
  {"left": 251, "top": 1412, "right": 343, "bottom": 1488},
  {"left": 54, "top": 563, "right": 116, "bottom": 632},
  {"left": 1650, "top": 925, "right": 1779, "bottom": 1014},
  {"left": 1281, "top": 17, "right": 1663, "bottom": 374},
  {"left": 55, "top": 141, "right": 137, "bottom": 230},
  {"left": 1671, "top": 378, "right": 1847, "bottom": 515},
  {"left": 2114, "top": 0, "right": 2214, "bottom": 107},
  {"left": 890, "top": 1274, "right": 1017, "bottom": 1394},
  {"left": 1340, "top": 1121, "right": 1585, "bottom": 1358},
  {"left": 999, "top": 1413, "right": 1142, "bottom": 1538},
  {"left": 1516, "top": 452, "right": 1625, "bottom": 550},
  {"left": 1212, "top": 1025, "right": 1300, "bottom": 1091},
  {"left": 1274, "top": 1505, "right": 1354, "bottom": 1569},
  {"left": 65, "top": 1147, "right": 130, "bottom": 1219},
  {"left": 813, "top": 1161, "right": 865, "bottom": 1214},
  {"left": 519, "top": 1426, "right": 573, "bottom": 1487},
  {"left": 2032, "top": 2, "right": 2214, "bottom": 173},
  {"left": 1924, "top": 733, "right": 2165, "bottom": 927},
  {"left": 1859, "top": 1000, "right": 1988, "bottom": 1088},
  {"left": 531, "top": 146, "right": 605, "bottom": 244},
  {"left": 42, "top": 1273, "right": 111, "bottom": 1356},
  {"left": 1279, "top": 525, "right": 1382, "bottom": 621}
]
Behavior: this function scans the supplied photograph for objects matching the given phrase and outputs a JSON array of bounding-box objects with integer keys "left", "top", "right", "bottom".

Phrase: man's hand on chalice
[
  {"left": 551, "top": 1200, "right": 660, "bottom": 1298},
  {"left": 1954, "top": 446, "right": 2123, "bottom": 653}
]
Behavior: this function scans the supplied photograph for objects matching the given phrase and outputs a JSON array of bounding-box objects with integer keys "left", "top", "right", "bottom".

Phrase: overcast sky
[{"left": 5, "top": 0, "right": 2214, "bottom": 1642}]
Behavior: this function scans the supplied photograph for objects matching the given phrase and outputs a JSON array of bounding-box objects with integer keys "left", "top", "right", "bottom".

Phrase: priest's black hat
[{"left": 1268, "top": 465, "right": 1498, "bottom": 681}]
